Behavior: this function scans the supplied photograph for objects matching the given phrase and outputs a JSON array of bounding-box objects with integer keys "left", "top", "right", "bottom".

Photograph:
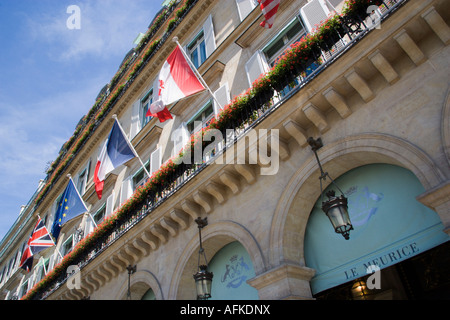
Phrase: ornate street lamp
[
  {"left": 126, "top": 264, "right": 136, "bottom": 300},
  {"left": 308, "top": 137, "right": 353, "bottom": 240},
  {"left": 193, "top": 217, "right": 213, "bottom": 300}
]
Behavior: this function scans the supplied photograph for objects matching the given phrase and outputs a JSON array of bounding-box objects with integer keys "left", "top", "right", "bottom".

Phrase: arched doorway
[
  {"left": 141, "top": 288, "right": 156, "bottom": 300},
  {"left": 304, "top": 164, "right": 450, "bottom": 299},
  {"left": 208, "top": 241, "right": 259, "bottom": 300}
]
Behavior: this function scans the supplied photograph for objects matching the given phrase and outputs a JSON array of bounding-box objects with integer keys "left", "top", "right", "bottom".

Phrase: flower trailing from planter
[
  {"left": 249, "top": 73, "right": 274, "bottom": 106},
  {"left": 313, "top": 14, "right": 346, "bottom": 51},
  {"left": 268, "top": 33, "right": 320, "bottom": 91},
  {"left": 342, "top": 0, "right": 385, "bottom": 20}
]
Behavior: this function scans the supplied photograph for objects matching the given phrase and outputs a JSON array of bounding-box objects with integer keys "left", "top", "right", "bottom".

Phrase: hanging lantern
[{"left": 308, "top": 137, "right": 354, "bottom": 240}]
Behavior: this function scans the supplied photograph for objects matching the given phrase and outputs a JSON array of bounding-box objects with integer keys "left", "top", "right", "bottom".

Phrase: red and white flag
[
  {"left": 258, "top": 0, "right": 281, "bottom": 29},
  {"left": 147, "top": 45, "right": 206, "bottom": 122}
]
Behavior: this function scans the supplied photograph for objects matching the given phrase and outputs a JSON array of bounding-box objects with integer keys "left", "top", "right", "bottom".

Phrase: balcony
[{"left": 21, "top": 0, "right": 450, "bottom": 300}]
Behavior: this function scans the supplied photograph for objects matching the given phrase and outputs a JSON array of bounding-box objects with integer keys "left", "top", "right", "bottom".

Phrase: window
[
  {"left": 188, "top": 31, "right": 207, "bottom": 69},
  {"left": 262, "top": 17, "right": 306, "bottom": 67},
  {"left": 35, "top": 259, "right": 49, "bottom": 284},
  {"left": 0, "top": 267, "right": 5, "bottom": 284},
  {"left": 187, "top": 101, "right": 214, "bottom": 134},
  {"left": 185, "top": 14, "right": 216, "bottom": 69},
  {"left": 132, "top": 161, "right": 151, "bottom": 191},
  {"left": 19, "top": 280, "right": 29, "bottom": 298},
  {"left": 93, "top": 205, "right": 106, "bottom": 226},
  {"left": 77, "top": 161, "right": 90, "bottom": 195},
  {"left": 62, "top": 235, "right": 74, "bottom": 257},
  {"left": 140, "top": 89, "right": 153, "bottom": 128}
]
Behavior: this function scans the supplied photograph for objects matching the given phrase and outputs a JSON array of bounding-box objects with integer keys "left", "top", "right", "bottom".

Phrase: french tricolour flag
[
  {"left": 147, "top": 45, "right": 206, "bottom": 122},
  {"left": 94, "top": 120, "right": 136, "bottom": 199}
]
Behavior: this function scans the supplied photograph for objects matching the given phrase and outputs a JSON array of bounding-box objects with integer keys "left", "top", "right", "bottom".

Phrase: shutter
[
  {"left": 150, "top": 148, "right": 162, "bottom": 174},
  {"left": 327, "top": 0, "right": 344, "bottom": 10},
  {"left": 120, "top": 177, "right": 133, "bottom": 204},
  {"left": 85, "top": 215, "right": 95, "bottom": 236},
  {"left": 300, "top": 0, "right": 330, "bottom": 32},
  {"left": 172, "top": 122, "right": 190, "bottom": 157},
  {"left": 245, "top": 51, "right": 267, "bottom": 87},
  {"left": 236, "top": 0, "right": 257, "bottom": 21},
  {"left": 106, "top": 191, "right": 115, "bottom": 216},
  {"left": 203, "top": 14, "right": 216, "bottom": 58},
  {"left": 214, "top": 83, "right": 231, "bottom": 113},
  {"left": 129, "top": 99, "right": 141, "bottom": 139}
]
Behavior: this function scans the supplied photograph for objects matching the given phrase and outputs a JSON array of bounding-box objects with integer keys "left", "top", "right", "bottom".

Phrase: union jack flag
[
  {"left": 20, "top": 217, "right": 55, "bottom": 272},
  {"left": 258, "top": 0, "right": 281, "bottom": 29}
]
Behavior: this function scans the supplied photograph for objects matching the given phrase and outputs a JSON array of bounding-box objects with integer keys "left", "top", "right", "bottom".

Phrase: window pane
[
  {"left": 191, "top": 48, "right": 199, "bottom": 68},
  {"left": 199, "top": 40, "right": 207, "bottom": 65},
  {"left": 264, "top": 17, "right": 306, "bottom": 65}
]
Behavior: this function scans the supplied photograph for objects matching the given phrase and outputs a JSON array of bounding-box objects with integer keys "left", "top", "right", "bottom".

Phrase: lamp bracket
[
  {"left": 307, "top": 137, "right": 323, "bottom": 151},
  {"left": 195, "top": 217, "right": 208, "bottom": 229}
]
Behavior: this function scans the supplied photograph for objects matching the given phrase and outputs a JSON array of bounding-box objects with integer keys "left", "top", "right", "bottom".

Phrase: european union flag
[{"left": 51, "top": 178, "right": 88, "bottom": 240}]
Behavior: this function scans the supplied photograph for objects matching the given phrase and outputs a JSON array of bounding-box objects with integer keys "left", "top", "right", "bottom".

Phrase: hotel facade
[{"left": 1, "top": 0, "right": 449, "bottom": 300}]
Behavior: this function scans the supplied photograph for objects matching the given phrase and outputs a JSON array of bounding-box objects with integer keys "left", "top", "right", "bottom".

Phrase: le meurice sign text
[{"left": 343, "top": 241, "right": 419, "bottom": 281}]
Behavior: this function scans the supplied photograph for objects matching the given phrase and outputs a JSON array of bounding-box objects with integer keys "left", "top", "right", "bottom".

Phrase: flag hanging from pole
[
  {"left": 147, "top": 45, "right": 206, "bottom": 122},
  {"left": 20, "top": 217, "right": 55, "bottom": 272},
  {"left": 51, "top": 178, "right": 88, "bottom": 240},
  {"left": 94, "top": 119, "right": 136, "bottom": 199},
  {"left": 258, "top": 0, "right": 281, "bottom": 29}
]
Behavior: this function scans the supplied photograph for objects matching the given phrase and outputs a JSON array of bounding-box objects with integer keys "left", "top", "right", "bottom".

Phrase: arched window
[
  {"left": 208, "top": 241, "right": 259, "bottom": 300},
  {"left": 304, "top": 164, "right": 449, "bottom": 297}
]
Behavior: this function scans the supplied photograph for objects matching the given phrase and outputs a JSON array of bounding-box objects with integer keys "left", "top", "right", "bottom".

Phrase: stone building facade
[{"left": 1, "top": 0, "right": 449, "bottom": 300}]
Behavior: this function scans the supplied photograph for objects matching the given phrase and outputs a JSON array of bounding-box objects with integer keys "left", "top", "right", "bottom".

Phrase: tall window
[
  {"left": 62, "top": 235, "right": 74, "bottom": 257},
  {"left": 263, "top": 17, "right": 306, "bottom": 67},
  {"left": 187, "top": 101, "right": 214, "bottom": 134},
  {"left": 93, "top": 205, "right": 106, "bottom": 226},
  {"left": 77, "top": 161, "right": 90, "bottom": 195},
  {"left": 132, "top": 162, "right": 151, "bottom": 191},
  {"left": 140, "top": 89, "right": 153, "bottom": 128},
  {"left": 19, "top": 280, "right": 29, "bottom": 299},
  {"left": 188, "top": 31, "right": 207, "bottom": 69}
]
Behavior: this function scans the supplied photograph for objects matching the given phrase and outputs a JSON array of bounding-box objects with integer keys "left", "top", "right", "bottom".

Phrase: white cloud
[{"left": 28, "top": 1, "right": 154, "bottom": 61}]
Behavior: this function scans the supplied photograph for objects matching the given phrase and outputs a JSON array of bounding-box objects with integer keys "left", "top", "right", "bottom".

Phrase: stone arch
[
  {"left": 168, "top": 220, "right": 266, "bottom": 300},
  {"left": 115, "top": 269, "right": 164, "bottom": 300},
  {"left": 269, "top": 133, "right": 446, "bottom": 269},
  {"left": 442, "top": 87, "right": 450, "bottom": 166}
]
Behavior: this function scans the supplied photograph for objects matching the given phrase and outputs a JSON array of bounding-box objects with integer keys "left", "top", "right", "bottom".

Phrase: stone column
[{"left": 247, "top": 263, "right": 316, "bottom": 300}]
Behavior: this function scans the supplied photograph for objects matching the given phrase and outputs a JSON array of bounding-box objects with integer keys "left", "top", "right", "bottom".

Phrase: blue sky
[{"left": 0, "top": 1, "right": 163, "bottom": 241}]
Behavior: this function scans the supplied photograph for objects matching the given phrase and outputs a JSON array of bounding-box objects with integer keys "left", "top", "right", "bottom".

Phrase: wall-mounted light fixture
[
  {"left": 193, "top": 217, "right": 213, "bottom": 300},
  {"left": 126, "top": 264, "right": 136, "bottom": 300},
  {"left": 308, "top": 137, "right": 353, "bottom": 240}
]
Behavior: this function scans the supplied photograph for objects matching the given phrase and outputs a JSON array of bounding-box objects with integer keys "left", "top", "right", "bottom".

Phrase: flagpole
[
  {"left": 37, "top": 213, "right": 64, "bottom": 260},
  {"left": 67, "top": 175, "right": 97, "bottom": 228},
  {"left": 112, "top": 115, "right": 152, "bottom": 179},
  {"left": 172, "top": 37, "right": 223, "bottom": 111}
]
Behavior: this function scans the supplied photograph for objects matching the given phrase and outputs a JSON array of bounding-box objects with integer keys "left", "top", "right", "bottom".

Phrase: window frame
[
  {"left": 187, "top": 30, "right": 207, "bottom": 69},
  {"left": 262, "top": 17, "right": 307, "bottom": 67},
  {"left": 187, "top": 100, "right": 215, "bottom": 134},
  {"left": 132, "top": 160, "right": 151, "bottom": 191},
  {"left": 62, "top": 234, "right": 74, "bottom": 257},
  {"left": 140, "top": 88, "right": 154, "bottom": 128}
]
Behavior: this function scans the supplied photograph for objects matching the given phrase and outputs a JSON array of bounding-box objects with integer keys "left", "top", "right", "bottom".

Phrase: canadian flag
[{"left": 147, "top": 45, "right": 206, "bottom": 122}]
